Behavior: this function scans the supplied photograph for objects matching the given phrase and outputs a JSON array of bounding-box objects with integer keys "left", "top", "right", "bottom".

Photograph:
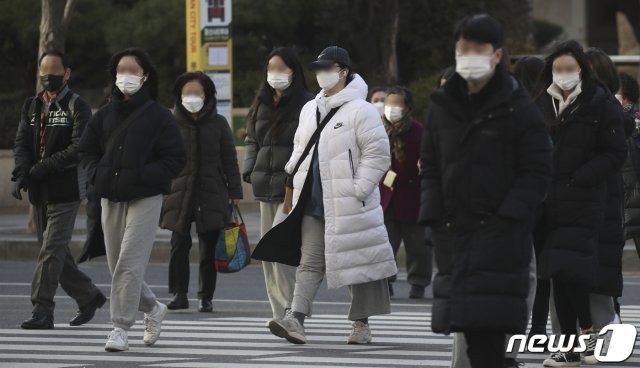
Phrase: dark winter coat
[
  {"left": 242, "top": 90, "right": 313, "bottom": 202},
  {"left": 380, "top": 119, "right": 423, "bottom": 223},
  {"left": 419, "top": 69, "right": 552, "bottom": 335},
  {"left": 536, "top": 81, "right": 627, "bottom": 290},
  {"left": 78, "top": 86, "right": 186, "bottom": 203},
  {"left": 12, "top": 86, "right": 91, "bottom": 205},
  {"left": 160, "top": 102, "right": 243, "bottom": 234},
  {"left": 593, "top": 103, "right": 634, "bottom": 297},
  {"left": 624, "top": 107, "right": 640, "bottom": 240}
]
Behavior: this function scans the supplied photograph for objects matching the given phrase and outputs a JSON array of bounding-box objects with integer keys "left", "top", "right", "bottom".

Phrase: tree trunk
[
  {"left": 36, "top": 0, "right": 76, "bottom": 92},
  {"left": 381, "top": 0, "right": 399, "bottom": 84}
]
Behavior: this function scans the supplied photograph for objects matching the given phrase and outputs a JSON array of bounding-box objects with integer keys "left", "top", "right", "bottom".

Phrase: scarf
[{"left": 384, "top": 116, "right": 411, "bottom": 163}]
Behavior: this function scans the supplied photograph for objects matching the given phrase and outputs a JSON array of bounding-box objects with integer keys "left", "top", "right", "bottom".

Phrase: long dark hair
[
  {"left": 533, "top": 40, "right": 594, "bottom": 101},
  {"left": 585, "top": 47, "right": 619, "bottom": 94},
  {"left": 108, "top": 47, "right": 159, "bottom": 100},
  {"left": 246, "top": 47, "right": 309, "bottom": 135}
]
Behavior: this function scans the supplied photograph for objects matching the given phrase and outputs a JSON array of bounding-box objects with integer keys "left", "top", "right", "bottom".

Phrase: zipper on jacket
[
  {"left": 348, "top": 149, "right": 355, "bottom": 177},
  {"left": 348, "top": 149, "right": 365, "bottom": 207}
]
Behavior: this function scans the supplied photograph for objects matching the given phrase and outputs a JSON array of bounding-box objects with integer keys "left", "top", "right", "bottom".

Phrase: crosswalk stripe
[
  {"left": 0, "top": 344, "right": 296, "bottom": 357},
  {"left": 252, "top": 356, "right": 450, "bottom": 366},
  {"left": 73, "top": 322, "right": 433, "bottom": 331},
  {"left": 0, "top": 353, "right": 193, "bottom": 362},
  {"left": 0, "top": 336, "right": 385, "bottom": 350},
  {"left": 50, "top": 324, "right": 434, "bottom": 335},
  {"left": 0, "top": 364, "right": 87, "bottom": 368},
  {"left": 143, "top": 364, "right": 365, "bottom": 368}
]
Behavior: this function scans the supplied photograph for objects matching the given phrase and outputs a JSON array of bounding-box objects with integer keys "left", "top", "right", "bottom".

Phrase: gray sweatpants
[
  {"left": 260, "top": 201, "right": 297, "bottom": 320},
  {"left": 451, "top": 246, "right": 537, "bottom": 367},
  {"left": 31, "top": 201, "right": 100, "bottom": 314},
  {"left": 290, "top": 215, "right": 391, "bottom": 320},
  {"left": 101, "top": 195, "right": 162, "bottom": 330}
]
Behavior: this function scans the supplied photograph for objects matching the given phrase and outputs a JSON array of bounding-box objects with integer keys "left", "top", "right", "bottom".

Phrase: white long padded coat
[{"left": 284, "top": 74, "right": 398, "bottom": 289}]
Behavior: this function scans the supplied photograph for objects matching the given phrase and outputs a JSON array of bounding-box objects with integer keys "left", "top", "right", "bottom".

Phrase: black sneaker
[
  {"left": 167, "top": 293, "right": 189, "bottom": 310},
  {"left": 543, "top": 352, "right": 581, "bottom": 367}
]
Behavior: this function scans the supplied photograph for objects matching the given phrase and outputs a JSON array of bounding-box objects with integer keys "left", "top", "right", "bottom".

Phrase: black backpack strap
[
  {"left": 68, "top": 93, "right": 79, "bottom": 118},
  {"left": 27, "top": 97, "right": 38, "bottom": 122},
  {"left": 286, "top": 105, "right": 342, "bottom": 188}
]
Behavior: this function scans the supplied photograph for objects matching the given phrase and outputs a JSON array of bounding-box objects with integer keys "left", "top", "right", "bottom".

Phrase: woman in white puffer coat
[{"left": 265, "top": 46, "right": 397, "bottom": 345}]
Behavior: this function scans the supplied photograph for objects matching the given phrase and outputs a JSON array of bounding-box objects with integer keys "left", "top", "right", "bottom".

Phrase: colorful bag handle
[{"left": 229, "top": 204, "right": 244, "bottom": 225}]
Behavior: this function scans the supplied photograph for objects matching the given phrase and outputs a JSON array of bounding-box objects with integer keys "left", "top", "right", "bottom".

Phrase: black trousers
[
  {"left": 553, "top": 278, "right": 592, "bottom": 335},
  {"left": 168, "top": 225, "right": 220, "bottom": 301},
  {"left": 530, "top": 278, "right": 551, "bottom": 329},
  {"left": 464, "top": 330, "right": 505, "bottom": 368}
]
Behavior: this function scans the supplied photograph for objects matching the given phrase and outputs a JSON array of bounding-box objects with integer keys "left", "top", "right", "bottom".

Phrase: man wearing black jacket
[
  {"left": 11, "top": 51, "right": 106, "bottom": 330},
  {"left": 419, "top": 15, "right": 552, "bottom": 367}
]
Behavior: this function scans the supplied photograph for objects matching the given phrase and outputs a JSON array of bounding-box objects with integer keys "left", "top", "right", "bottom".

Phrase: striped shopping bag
[{"left": 214, "top": 204, "right": 250, "bottom": 273}]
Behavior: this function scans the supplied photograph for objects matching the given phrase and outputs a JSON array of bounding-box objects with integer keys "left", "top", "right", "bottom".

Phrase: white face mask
[
  {"left": 267, "top": 72, "right": 291, "bottom": 91},
  {"left": 372, "top": 102, "right": 385, "bottom": 116},
  {"left": 116, "top": 73, "right": 145, "bottom": 96},
  {"left": 181, "top": 95, "right": 204, "bottom": 113},
  {"left": 316, "top": 70, "right": 342, "bottom": 91},
  {"left": 384, "top": 105, "right": 404, "bottom": 123},
  {"left": 553, "top": 72, "right": 581, "bottom": 91},
  {"left": 455, "top": 54, "right": 495, "bottom": 83}
]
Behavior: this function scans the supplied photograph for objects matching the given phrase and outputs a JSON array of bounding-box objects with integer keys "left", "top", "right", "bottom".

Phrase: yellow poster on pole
[
  {"left": 185, "top": 0, "right": 201, "bottom": 71},
  {"left": 185, "top": 0, "right": 233, "bottom": 126}
]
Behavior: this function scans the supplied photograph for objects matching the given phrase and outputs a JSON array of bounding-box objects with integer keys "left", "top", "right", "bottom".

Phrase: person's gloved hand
[
  {"left": 11, "top": 177, "right": 28, "bottom": 200},
  {"left": 29, "top": 163, "right": 47, "bottom": 181}
]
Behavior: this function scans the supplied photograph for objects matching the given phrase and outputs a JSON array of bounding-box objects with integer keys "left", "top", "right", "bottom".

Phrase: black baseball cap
[{"left": 310, "top": 46, "right": 351, "bottom": 70}]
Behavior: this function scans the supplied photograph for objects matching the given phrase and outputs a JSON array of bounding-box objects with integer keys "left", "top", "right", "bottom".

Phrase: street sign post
[{"left": 185, "top": 0, "right": 233, "bottom": 125}]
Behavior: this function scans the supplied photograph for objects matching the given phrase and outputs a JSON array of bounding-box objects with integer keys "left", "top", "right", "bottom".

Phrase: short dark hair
[
  {"left": 39, "top": 50, "right": 70, "bottom": 69},
  {"left": 108, "top": 47, "right": 159, "bottom": 100},
  {"left": 174, "top": 71, "right": 217, "bottom": 107},
  {"left": 386, "top": 85, "right": 413, "bottom": 110},
  {"left": 368, "top": 86, "right": 387, "bottom": 102},
  {"left": 454, "top": 14, "right": 504, "bottom": 49},
  {"left": 585, "top": 47, "right": 619, "bottom": 94},
  {"left": 338, "top": 62, "right": 356, "bottom": 84},
  {"left": 619, "top": 72, "right": 639, "bottom": 104}
]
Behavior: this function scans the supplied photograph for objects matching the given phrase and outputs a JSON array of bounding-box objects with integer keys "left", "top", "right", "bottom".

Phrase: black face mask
[{"left": 40, "top": 74, "right": 65, "bottom": 92}]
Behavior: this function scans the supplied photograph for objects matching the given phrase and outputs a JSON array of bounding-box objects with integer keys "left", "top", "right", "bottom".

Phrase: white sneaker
[
  {"left": 143, "top": 301, "right": 167, "bottom": 346},
  {"left": 268, "top": 311, "right": 306, "bottom": 344},
  {"left": 348, "top": 321, "right": 372, "bottom": 344},
  {"left": 105, "top": 327, "right": 128, "bottom": 352}
]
